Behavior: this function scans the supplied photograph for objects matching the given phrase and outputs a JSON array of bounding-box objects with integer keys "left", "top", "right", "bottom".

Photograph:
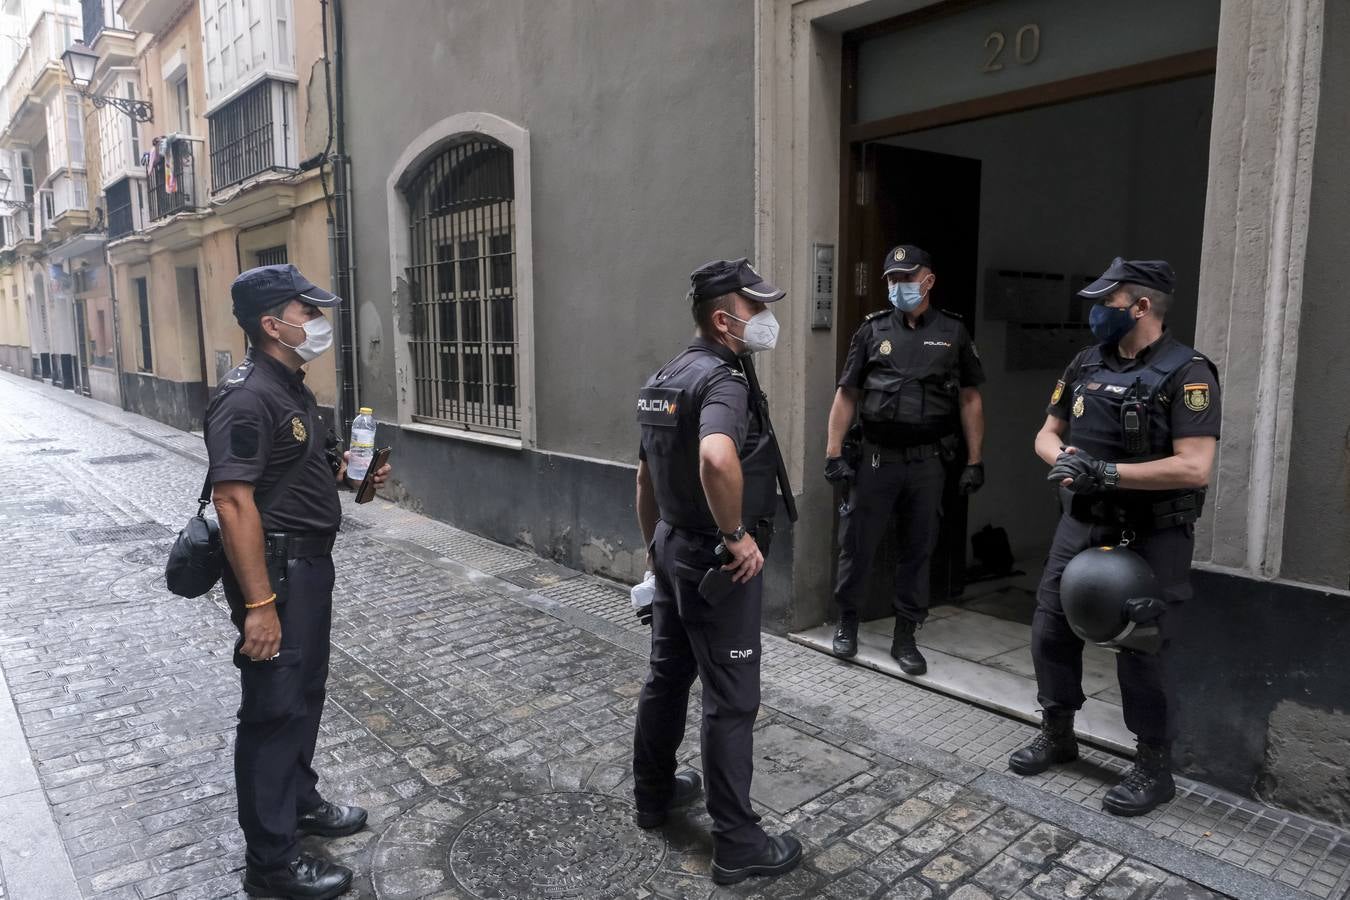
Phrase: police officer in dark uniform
[
  {"left": 208, "top": 264, "right": 391, "bottom": 899},
  {"left": 632, "top": 258, "right": 803, "bottom": 886},
  {"left": 825, "top": 244, "right": 986, "bottom": 674},
  {"left": 1008, "top": 257, "right": 1221, "bottom": 818}
]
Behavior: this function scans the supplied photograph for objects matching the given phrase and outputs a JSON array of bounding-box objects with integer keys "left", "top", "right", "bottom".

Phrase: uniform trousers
[
  {"left": 1033, "top": 513, "right": 1195, "bottom": 745},
  {"left": 223, "top": 553, "right": 334, "bottom": 869},
  {"left": 834, "top": 449, "right": 946, "bottom": 625},
  {"left": 633, "top": 520, "right": 769, "bottom": 864}
]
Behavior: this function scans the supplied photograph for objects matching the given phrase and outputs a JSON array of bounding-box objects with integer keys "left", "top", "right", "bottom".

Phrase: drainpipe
[
  {"left": 105, "top": 239, "right": 126, "bottom": 409},
  {"left": 324, "top": 0, "right": 358, "bottom": 436}
]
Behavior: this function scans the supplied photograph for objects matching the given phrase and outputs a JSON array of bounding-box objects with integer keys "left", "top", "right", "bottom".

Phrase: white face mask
[
  {"left": 270, "top": 314, "right": 334, "bottom": 361},
  {"left": 724, "top": 309, "right": 780, "bottom": 353}
]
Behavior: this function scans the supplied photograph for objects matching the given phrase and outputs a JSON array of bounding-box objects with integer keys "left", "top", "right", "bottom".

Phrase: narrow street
[{"left": 0, "top": 371, "right": 1343, "bottom": 900}]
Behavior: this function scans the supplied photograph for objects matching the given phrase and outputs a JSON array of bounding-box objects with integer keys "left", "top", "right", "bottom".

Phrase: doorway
[{"left": 796, "top": 65, "right": 1216, "bottom": 751}]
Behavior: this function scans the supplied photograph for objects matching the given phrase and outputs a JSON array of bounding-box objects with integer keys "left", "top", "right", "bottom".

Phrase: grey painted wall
[
  {"left": 343, "top": 0, "right": 756, "bottom": 461},
  {"left": 1283, "top": 0, "right": 1349, "bottom": 590}
]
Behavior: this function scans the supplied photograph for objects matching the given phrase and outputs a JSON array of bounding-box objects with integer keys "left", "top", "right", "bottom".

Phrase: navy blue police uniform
[
  {"left": 205, "top": 265, "right": 355, "bottom": 877},
  {"left": 833, "top": 246, "right": 985, "bottom": 631},
  {"left": 1034, "top": 260, "right": 1221, "bottom": 747},
  {"left": 632, "top": 262, "right": 786, "bottom": 868}
]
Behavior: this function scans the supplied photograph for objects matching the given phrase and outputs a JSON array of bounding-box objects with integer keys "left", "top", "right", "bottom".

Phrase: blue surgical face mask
[
  {"left": 1089, "top": 303, "right": 1138, "bottom": 345},
  {"left": 888, "top": 280, "right": 926, "bottom": 312}
]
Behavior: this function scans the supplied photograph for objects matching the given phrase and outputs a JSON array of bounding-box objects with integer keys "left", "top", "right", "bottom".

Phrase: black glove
[
  {"left": 825, "top": 456, "right": 855, "bottom": 484},
  {"left": 1046, "top": 449, "right": 1108, "bottom": 494},
  {"left": 635, "top": 605, "right": 652, "bottom": 627},
  {"left": 958, "top": 463, "right": 985, "bottom": 496}
]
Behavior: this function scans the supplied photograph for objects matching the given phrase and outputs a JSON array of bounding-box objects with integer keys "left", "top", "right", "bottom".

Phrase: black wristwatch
[
  {"left": 720, "top": 524, "right": 747, "bottom": 544},
  {"left": 1102, "top": 462, "right": 1120, "bottom": 490}
]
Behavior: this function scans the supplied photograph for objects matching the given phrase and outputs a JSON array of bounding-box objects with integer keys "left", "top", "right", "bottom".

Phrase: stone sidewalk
[{"left": 0, "top": 371, "right": 1342, "bottom": 900}]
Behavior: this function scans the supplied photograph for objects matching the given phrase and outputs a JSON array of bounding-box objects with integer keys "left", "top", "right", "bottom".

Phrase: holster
[
  {"left": 263, "top": 532, "right": 293, "bottom": 605},
  {"left": 1067, "top": 489, "right": 1205, "bottom": 531},
  {"left": 750, "top": 518, "right": 774, "bottom": 559}
]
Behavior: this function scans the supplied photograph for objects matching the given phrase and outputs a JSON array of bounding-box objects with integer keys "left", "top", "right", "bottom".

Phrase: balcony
[
  {"left": 207, "top": 78, "right": 298, "bottom": 192},
  {"left": 105, "top": 176, "right": 145, "bottom": 238},
  {"left": 116, "top": 0, "right": 188, "bottom": 40},
  {"left": 148, "top": 141, "right": 202, "bottom": 221}
]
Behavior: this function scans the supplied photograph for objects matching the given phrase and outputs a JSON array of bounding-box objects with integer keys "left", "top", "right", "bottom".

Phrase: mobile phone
[
  {"left": 697, "top": 542, "right": 739, "bottom": 604},
  {"left": 355, "top": 447, "right": 391, "bottom": 504}
]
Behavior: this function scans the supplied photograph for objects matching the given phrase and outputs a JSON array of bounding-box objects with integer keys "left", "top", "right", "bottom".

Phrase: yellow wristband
[{"left": 244, "top": 593, "right": 277, "bottom": 610}]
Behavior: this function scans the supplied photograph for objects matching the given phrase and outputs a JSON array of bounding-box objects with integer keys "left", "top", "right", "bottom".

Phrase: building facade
[{"left": 339, "top": 0, "right": 1350, "bottom": 824}]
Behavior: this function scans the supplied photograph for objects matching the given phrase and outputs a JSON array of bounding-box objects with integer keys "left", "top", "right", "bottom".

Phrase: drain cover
[
  {"left": 87, "top": 452, "right": 158, "bottom": 465},
  {"left": 69, "top": 523, "right": 172, "bottom": 545},
  {"left": 449, "top": 793, "right": 664, "bottom": 899}
]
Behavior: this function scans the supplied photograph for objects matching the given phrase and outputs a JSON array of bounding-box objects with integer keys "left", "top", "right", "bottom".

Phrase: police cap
[
  {"left": 232, "top": 264, "right": 340, "bottom": 326},
  {"left": 689, "top": 258, "right": 785, "bottom": 304},
  {"left": 1078, "top": 257, "right": 1175, "bottom": 299},
  {"left": 882, "top": 244, "right": 933, "bottom": 277}
]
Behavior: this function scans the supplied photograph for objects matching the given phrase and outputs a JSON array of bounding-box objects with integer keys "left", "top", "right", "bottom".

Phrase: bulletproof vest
[
  {"left": 1067, "top": 339, "right": 1211, "bottom": 514},
  {"left": 637, "top": 346, "right": 779, "bottom": 532},
  {"left": 858, "top": 311, "right": 962, "bottom": 429}
]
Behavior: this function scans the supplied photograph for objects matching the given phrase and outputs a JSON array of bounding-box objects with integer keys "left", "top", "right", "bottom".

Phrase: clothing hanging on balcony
[{"left": 165, "top": 140, "right": 179, "bottom": 195}]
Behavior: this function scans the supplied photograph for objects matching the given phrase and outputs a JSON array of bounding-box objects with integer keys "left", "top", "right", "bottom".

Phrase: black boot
[
  {"left": 712, "top": 833, "right": 804, "bottom": 885},
  {"left": 832, "top": 615, "right": 858, "bottom": 658},
  {"left": 1008, "top": 712, "right": 1079, "bottom": 776},
  {"left": 243, "top": 854, "right": 353, "bottom": 899},
  {"left": 1103, "top": 743, "right": 1175, "bottom": 817},
  {"left": 889, "top": 619, "right": 927, "bottom": 675},
  {"left": 297, "top": 801, "right": 368, "bottom": 838},
  {"left": 634, "top": 769, "right": 703, "bottom": 828}
]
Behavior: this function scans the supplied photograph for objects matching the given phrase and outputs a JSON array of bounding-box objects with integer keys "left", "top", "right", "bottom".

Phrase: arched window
[{"left": 404, "top": 137, "right": 518, "bottom": 432}]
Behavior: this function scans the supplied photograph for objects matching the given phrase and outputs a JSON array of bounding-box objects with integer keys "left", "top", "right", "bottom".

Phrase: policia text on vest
[{"left": 631, "top": 258, "right": 804, "bottom": 887}]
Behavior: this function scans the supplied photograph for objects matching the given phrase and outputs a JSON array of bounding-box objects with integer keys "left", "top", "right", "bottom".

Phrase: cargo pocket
[{"left": 235, "top": 647, "right": 306, "bottom": 723}]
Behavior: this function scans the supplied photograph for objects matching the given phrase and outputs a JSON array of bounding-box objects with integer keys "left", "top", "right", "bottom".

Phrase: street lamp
[
  {"left": 0, "top": 169, "right": 30, "bottom": 211},
  {"left": 62, "top": 41, "right": 153, "bottom": 123}
]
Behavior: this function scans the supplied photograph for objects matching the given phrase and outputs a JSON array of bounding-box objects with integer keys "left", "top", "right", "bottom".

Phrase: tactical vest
[
  {"left": 637, "top": 345, "right": 779, "bottom": 533},
  {"left": 1067, "top": 339, "right": 1213, "bottom": 514},
  {"left": 858, "top": 311, "right": 962, "bottom": 430}
]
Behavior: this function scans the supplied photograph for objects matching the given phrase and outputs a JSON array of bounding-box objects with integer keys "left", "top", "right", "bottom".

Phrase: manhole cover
[
  {"left": 68, "top": 523, "right": 172, "bottom": 545},
  {"left": 121, "top": 542, "right": 174, "bottom": 567},
  {"left": 449, "top": 792, "right": 664, "bottom": 899},
  {"left": 87, "top": 452, "right": 158, "bottom": 465}
]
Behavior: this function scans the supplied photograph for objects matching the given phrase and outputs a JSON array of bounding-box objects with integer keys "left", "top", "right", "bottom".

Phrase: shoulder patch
[
  {"left": 862, "top": 308, "right": 891, "bottom": 323},
  {"left": 939, "top": 308, "right": 964, "bottom": 320}
]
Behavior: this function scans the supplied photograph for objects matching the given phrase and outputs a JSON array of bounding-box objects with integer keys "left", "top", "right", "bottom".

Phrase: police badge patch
[
  {"left": 1051, "top": 380, "right": 1065, "bottom": 405},
  {"left": 880, "top": 339, "right": 892, "bottom": 355},
  {"left": 894, "top": 247, "right": 906, "bottom": 261},
  {"left": 1183, "top": 383, "right": 1211, "bottom": 412},
  {"left": 292, "top": 416, "right": 308, "bottom": 442},
  {"left": 1072, "top": 394, "right": 1085, "bottom": 418}
]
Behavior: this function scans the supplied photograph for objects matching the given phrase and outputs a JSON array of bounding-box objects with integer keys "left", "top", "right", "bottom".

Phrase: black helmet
[{"left": 1060, "top": 546, "right": 1163, "bottom": 653}]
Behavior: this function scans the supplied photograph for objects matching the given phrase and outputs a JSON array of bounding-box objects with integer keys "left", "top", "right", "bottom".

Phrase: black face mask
[{"left": 1089, "top": 303, "right": 1138, "bottom": 344}]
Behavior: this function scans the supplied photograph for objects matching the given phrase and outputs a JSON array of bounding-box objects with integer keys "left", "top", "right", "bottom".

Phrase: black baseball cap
[
  {"left": 231, "top": 264, "right": 339, "bottom": 325},
  {"left": 1078, "top": 257, "right": 1176, "bottom": 298},
  {"left": 882, "top": 244, "right": 933, "bottom": 277},
  {"left": 689, "top": 257, "right": 786, "bottom": 304}
]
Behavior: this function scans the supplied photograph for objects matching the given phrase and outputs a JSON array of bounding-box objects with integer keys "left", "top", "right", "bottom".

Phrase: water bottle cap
[{"left": 358, "top": 407, "right": 372, "bottom": 415}]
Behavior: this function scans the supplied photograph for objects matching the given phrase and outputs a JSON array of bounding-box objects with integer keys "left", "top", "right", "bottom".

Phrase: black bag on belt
[{"left": 165, "top": 412, "right": 313, "bottom": 598}]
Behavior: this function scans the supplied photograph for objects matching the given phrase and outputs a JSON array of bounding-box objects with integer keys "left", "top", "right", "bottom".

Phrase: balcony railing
[
  {"left": 148, "top": 141, "right": 201, "bottom": 221},
  {"left": 207, "top": 78, "right": 297, "bottom": 191}
]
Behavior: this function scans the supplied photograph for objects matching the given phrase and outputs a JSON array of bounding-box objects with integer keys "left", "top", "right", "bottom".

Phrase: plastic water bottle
[{"left": 347, "top": 407, "right": 376, "bottom": 481}]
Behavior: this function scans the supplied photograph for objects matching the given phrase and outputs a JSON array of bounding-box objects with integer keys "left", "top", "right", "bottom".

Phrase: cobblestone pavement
[{"left": 0, "top": 371, "right": 1342, "bottom": 900}]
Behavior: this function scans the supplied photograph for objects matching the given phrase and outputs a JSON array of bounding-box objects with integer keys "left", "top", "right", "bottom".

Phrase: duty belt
[
  {"left": 864, "top": 440, "right": 942, "bottom": 465},
  {"left": 264, "top": 531, "right": 337, "bottom": 560},
  {"left": 1067, "top": 491, "right": 1205, "bottom": 531}
]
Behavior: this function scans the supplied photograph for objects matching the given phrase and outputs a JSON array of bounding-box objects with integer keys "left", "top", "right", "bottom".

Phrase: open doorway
[{"left": 796, "top": 73, "right": 1215, "bottom": 752}]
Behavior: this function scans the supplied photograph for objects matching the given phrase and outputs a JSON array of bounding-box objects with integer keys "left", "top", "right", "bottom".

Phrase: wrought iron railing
[
  {"left": 148, "top": 143, "right": 200, "bottom": 220},
  {"left": 207, "top": 78, "right": 297, "bottom": 191}
]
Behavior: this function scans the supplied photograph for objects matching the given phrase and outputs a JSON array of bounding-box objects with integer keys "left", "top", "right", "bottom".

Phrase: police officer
[
  {"left": 632, "top": 258, "right": 803, "bottom": 886},
  {"left": 825, "top": 244, "right": 986, "bottom": 674},
  {"left": 208, "top": 264, "right": 391, "bottom": 898},
  {"left": 1008, "top": 257, "right": 1221, "bottom": 818}
]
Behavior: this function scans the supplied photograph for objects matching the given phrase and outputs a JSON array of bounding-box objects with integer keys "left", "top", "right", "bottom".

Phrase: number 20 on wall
[{"left": 983, "top": 24, "right": 1041, "bottom": 72}]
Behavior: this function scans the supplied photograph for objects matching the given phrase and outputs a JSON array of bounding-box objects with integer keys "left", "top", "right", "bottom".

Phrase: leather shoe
[
  {"left": 243, "top": 853, "right": 353, "bottom": 899},
  {"left": 297, "top": 801, "right": 368, "bottom": 838},
  {"left": 832, "top": 617, "right": 858, "bottom": 658},
  {"left": 634, "top": 769, "right": 703, "bottom": 828},
  {"left": 712, "top": 833, "right": 804, "bottom": 885}
]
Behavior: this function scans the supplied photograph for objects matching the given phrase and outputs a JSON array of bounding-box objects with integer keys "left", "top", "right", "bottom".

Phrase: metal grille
[
  {"left": 208, "top": 78, "right": 297, "bottom": 191},
  {"left": 106, "top": 179, "right": 134, "bottom": 238},
  {"left": 148, "top": 141, "right": 200, "bottom": 220},
  {"left": 86, "top": 452, "right": 158, "bottom": 465},
  {"left": 256, "top": 245, "right": 288, "bottom": 266},
  {"left": 404, "top": 138, "right": 519, "bottom": 434}
]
